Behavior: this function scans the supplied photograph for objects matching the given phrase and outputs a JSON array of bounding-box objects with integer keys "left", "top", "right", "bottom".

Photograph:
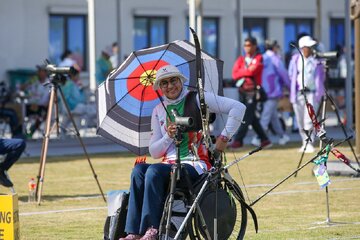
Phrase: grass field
[{"left": 2, "top": 142, "right": 360, "bottom": 239}]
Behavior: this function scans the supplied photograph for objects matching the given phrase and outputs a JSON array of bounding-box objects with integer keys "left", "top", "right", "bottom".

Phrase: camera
[
  {"left": 44, "top": 60, "right": 78, "bottom": 85},
  {"left": 312, "top": 49, "right": 339, "bottom": 60},
  {"left": 171, "top": 109, "right": 193, "bottom": 128}
]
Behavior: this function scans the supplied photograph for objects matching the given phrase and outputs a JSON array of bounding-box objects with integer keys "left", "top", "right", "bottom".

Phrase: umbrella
[{"left": 97, "top": 40, "right": 223, "bottom": 155}]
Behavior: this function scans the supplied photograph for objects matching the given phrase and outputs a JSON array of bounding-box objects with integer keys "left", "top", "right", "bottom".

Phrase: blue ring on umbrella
[{"left": 114, "top": 50, "right": 190, "bottom": 117}]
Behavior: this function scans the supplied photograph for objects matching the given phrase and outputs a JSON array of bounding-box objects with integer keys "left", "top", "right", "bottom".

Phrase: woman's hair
[
  {"left": 244, "top": 36, "right": 257, "bottom": 46},
  {"left": 61, "top": 49, "right": 72, "bottom": 61}
]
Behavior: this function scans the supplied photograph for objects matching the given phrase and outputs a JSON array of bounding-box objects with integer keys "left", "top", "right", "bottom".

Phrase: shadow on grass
[
  {"left": 18, "top": 193, "right": 104, "bottom": 202},
  {"left": 18, "top": 151, "right": 136, "bottom": 164}
]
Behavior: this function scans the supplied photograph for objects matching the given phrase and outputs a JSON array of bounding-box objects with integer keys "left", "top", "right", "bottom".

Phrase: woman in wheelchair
[{"left": 120, "top": 65, "right": 246, "bottom": 240}]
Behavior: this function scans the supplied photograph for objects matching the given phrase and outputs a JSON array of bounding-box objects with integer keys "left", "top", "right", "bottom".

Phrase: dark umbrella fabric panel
[{"left": 97, "top": 40, "right": 223, "bottom": 155}]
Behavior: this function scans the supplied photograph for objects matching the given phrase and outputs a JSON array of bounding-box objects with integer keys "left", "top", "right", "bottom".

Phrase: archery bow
[
  {"left": 291, "top": 43, "right": 360, "bottom": 174},
  {"left": 189, "top": 27, "right": 213, "bottom": 151}
]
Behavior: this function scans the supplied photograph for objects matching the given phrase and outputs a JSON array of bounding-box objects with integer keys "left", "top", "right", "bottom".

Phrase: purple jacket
[
  {"left": 288, "top": 53, "right": 325, "bottom": 104},
  {"left": 261, "top": 50, "right": 290, "bottom": 99}
]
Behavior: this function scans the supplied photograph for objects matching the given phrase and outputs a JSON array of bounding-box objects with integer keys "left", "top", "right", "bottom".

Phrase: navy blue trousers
[
  {"left": 125, "top": 163, "right": 200, "bottom": 235},
  {"left": 0, "top": 138, "right": 26, "bottom": 170}
]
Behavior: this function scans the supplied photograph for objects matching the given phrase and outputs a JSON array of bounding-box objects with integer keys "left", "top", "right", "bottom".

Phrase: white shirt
[{"left": 296, "top": 56, "right": 317, "bottom": 91}]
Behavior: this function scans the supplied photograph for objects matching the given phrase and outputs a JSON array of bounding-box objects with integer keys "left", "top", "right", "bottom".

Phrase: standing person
[
  {"left": 120, "top": 65, "right": 246, "bottom": 240},
  {"left": 288, "top": 35, "right": 325, "bottom": 153},
  {"left": 230, "top": 37, "right": 272, "bottom": 149},
  {"left": 254, "top": 40, "right": 290, "bottom": 145},
  {"left": 110, "top": 42, "right": 119, "bottom": 68},
  {"left": 0, "top": 138, "right": 26, "bottom": 187},
  {"left": 96, "top": 46, "right": 113, "bottom": 86}
]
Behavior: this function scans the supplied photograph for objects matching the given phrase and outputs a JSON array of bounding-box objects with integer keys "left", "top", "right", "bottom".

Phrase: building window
[
  {"left": 284, "top": 18, "right": 313, "bottom": 53},
  {"left": 243, "top": 18, "right": 267, "bottom": 53},
  {"left": 330, "top": 18, "right": 354, "bottom": 51},
  {"left": 134, "top": 17, "right": 168, "bottom": 50},
  {"left": 202, "top": 18, "right": 219, "bottom": 57},
  {"left": 284, "top": 18, "right": 313, "bottom": 67},
  {"left": 185, "top": 17, "right": 220, "bottom": 57},
  {"left": 49, "top": 14, "right": 87, "bottom": 70}
]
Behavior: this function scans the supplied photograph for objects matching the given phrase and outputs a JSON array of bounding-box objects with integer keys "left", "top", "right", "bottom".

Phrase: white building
[{"left": 0, "top": 0, "right": 349, "bottom": 90}]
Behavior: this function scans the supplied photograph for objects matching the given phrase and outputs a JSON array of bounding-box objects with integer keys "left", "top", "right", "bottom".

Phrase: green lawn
[{"left": 3, "top": 142, "right": 360, "bottom": 239}]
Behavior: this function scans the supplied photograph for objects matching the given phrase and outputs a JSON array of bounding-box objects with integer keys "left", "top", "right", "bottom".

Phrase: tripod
[
  {"left": 315, "top": 59, "right": 359, "bottom": 224},
  {"left": 35, "top": 74, "right": 106, "bottom": 205}
]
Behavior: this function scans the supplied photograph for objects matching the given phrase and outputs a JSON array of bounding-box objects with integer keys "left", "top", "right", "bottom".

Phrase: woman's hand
[{"left": 166, "top": 118, "right": 177, "bottom": 138}]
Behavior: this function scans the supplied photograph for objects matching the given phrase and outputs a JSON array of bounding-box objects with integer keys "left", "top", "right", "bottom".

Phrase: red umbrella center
[{"left": 127, "top": 60, "right": 168, "bottom": 101}]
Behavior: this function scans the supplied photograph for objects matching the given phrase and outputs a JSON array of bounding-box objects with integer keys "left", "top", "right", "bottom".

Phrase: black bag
[{"left": 104, "top": 191, "right": 129, "bottom": 240}]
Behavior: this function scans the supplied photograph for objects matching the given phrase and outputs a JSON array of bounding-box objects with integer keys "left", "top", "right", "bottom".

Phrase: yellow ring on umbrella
[{"left": 140, "top": 70, "right": 156, "bottom": 86}]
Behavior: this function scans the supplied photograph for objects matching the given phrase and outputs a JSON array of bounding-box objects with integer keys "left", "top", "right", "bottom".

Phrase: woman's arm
[
  {"left": 203, "top": 92, "right": 246, "bottom": 139},
  {"left": 148, "top": 106, "right": 174, "bottom": 159}
]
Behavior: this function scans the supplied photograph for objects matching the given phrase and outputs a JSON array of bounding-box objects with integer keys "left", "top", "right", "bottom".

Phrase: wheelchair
[{"left": 158, "top": 159, "right": 258, "bottom": 240}]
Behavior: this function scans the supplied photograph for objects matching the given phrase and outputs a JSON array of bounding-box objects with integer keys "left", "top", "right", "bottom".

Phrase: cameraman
[
  {"left": 120, "top": 65, "right": 246, "bottom": 240},
  {"left": 288, "top": 35, "right": 325, "bottom": 153}
]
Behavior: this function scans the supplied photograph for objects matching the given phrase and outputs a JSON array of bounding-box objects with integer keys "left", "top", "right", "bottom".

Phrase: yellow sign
[{"left": 0, "top": 194, "right": 20, "bottom": 240}]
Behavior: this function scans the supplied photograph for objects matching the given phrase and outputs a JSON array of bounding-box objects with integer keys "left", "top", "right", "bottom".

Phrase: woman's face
[
  {"left": 159, "top": 76, "right": 183, "bottom": 99},
  {"left": 302, "top": 46, "right": 312, "bottom": 58}
]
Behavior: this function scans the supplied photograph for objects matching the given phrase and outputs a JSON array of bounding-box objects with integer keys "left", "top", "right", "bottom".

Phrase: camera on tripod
[
  {"left": 312, "top": 49, "right": 339, "bottom": 60},
  {"left": 44, "top": 60, "right": 78, "bottom": 85}
]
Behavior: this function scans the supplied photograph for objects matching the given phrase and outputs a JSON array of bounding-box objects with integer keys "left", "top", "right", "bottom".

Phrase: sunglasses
[{"left": 159, "top": 77, "right": 180, "bottom": 89}]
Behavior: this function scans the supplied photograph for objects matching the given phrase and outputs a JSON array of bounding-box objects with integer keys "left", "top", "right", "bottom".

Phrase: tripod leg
[
  {"left": 164, "top": 164, "right": 178, "bottom": 239},
  {"left": 53, "top": 90, "right": 60, "bottom": 136},
  {"left": 36, "top": 85, "right": 56, "bottom": 205},
  {"left": 57, "top": 87, "right": 106, "bottom": 202},
  {"left": 326, "top": 91, "right": 360, "bottom": 168},
  {"left": 318, "top": 94, "right": 332, "bottom": 223}
]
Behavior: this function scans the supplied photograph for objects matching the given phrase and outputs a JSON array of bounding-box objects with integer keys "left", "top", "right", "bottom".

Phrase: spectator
[
  {"left": 59, "top": 50, "right": 75, "bottom": 66},
  {"left": 22, "top": 65, "right": 50, "bottom": 138},
  {"left": 230, "top": 37, "right": 272, "bottom": 149},
  {"left": 110, "top": 42, "right": 119, "bottom": 68},
  {"left": 288, "top": 35, "right": 325, "bottom": 153},
  {"left": 254, "top": 40, "right": 290, "bottom": 145},
  {"left": 96, "top": 46, "right": 113, "bottom": 86},
  {"left": 0, "top": 138, "right": 26, "bottom": 187},
  {"left": 61, "top": 69, "right": 96, "bottom": 130}
]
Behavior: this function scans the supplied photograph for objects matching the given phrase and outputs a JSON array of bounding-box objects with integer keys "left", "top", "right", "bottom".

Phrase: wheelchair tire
[{"left": 191, "top": 179, "right": 248, "bottom": 240}]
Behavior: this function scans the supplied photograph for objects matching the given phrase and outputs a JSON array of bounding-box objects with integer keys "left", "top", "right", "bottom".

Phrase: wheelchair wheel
[{"left": 190, "top": 178, "right": 248, "bottom": 240}]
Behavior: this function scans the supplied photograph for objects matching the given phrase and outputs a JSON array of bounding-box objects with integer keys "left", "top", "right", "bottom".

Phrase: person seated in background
[
  {"left": 0, "top": 82, "right": 24, "bottom": 138},
  {"left": 60, "top": 68, "right": 85, "bottom": 128},
  {"left": 120, "top": 65, "right": 246, "bottom": 240},
  {"left": 21, "top": 65, "right": 50, "bottom": 138},
  {"left": 61, "top": 68, "right": 96, "bottom": 131},
  {"left": 0, "top": 138, "right": 26, "bottom": 187}
]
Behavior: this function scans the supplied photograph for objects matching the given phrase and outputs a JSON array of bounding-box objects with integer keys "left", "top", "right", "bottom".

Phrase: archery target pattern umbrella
[{"left": 97, "top": 40, "right": 223, "bottom": 155}]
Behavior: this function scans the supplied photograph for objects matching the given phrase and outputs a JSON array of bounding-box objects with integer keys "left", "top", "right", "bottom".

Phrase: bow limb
[{"left": 190, "top": 27, "right": 212, "bottom": 150}]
